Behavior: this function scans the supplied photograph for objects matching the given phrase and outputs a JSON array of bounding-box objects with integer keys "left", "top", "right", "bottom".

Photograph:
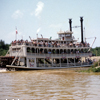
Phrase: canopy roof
[{"left": 57, "top": 30, "right": 73, "bottom": 34}]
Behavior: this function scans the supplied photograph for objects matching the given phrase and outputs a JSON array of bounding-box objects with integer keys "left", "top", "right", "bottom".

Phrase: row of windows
[{"left": 27, "top": 47, "right": 89, "bottom": 54}]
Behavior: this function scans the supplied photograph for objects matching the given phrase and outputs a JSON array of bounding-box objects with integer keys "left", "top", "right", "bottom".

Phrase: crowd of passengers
[
  {"left": 11, "top": 39, "right": 90, "bottom": 47},
  {"left": 12, "top": 40, "right": 28, "bottom": 45},
  {"left": 79, "top": 58, "right": 93, "bottom": 65}
]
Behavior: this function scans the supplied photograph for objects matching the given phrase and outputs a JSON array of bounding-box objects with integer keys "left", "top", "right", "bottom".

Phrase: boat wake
[{"left": 0, "top": 68, "right": 7, "bottom": 72}]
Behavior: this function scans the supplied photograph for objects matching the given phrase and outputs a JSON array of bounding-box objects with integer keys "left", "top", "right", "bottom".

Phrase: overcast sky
[{"left": 0, "top": 0, "right": 100, "bottom": 48}]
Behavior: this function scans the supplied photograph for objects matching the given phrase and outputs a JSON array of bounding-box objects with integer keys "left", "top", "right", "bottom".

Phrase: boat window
[
  {"left": 56, "top": 49, "right": 59, "bottom": 54},
  {"left": 12, "top": 48, "right": 20, "bottom": 51},
  {"left": 40, "top": 48, "right": 43, "bottom": 53},
  {"left": 60, "top": 49, "right": 63, "bottom": 54},
  {"left": 27, "top": 47, "right": 30, "bottom": 52},
  {"left": 44, "top": 49, "right": 48, "bottom": 54},
  {"left": 64, "top": 49, "right": 66, "bottom": 53},
  {"left": 52, "top": 49, "right": 55, "bottom": 54},
  {"left": 36, "top": 48, "right": 39, "bottom": 53},
  {"left": 29, "top": 59, "right": 34, "bottom": 62},
  {"left": 32, "top": 48, "right": 35, "bottom": 53}
]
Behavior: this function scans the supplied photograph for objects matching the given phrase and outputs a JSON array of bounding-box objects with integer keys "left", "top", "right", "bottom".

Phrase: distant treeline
[
  {"left": 91, "top": 47, "right": 100, "bottom": 56},
  {"left": 0, "top": 40, "right": 10, "bottom": 56},
  {"left": 0, "top": 39, "right": 100, "bottom": 56}
]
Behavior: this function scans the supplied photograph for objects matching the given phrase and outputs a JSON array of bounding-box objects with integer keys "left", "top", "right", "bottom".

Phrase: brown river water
[{"left": 0, "top": 68, "right": 100, "bottom": 100}]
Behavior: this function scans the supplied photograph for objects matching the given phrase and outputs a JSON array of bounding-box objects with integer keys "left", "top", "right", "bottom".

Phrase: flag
[
  {"left": 50, "top": 37, "right": 52, "bottom": 40},
  {"left": 41, "top": 34, "right": 43, "bottom": 38},
  {"left": 16, "top": 28, "right": 18, "bottom": 34},
  {"left": 37, "top": 34, "right": 38, "bottom": 38}
]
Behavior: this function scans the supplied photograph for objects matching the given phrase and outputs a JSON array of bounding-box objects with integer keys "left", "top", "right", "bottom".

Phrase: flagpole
[
  {"left": 16, "top": 32, "right": 17, "bottom": 42},
  {"left": 16, "top": 27, "right": 17, "bottom": 42},
  {"left": 15, "top": 27, "right": 18, "bottom": 53}
]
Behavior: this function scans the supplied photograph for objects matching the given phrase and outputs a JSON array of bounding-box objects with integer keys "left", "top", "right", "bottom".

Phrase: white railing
[
  {"left": 37, "top": 63, "right": 91, "bottom": 68},
  {"left": 11, "top": 48, "right": 22, "bottom": 65},
  {"left": 12, "top": 42, "right": 90, "bottom": 48},
  {"left": 11, "top": 50, "right": 24, "bottom": 56},
  {"left": 37, "top": 64, "right": 52, "bottom": 67},
  {"left": 27, "top": 53, "right": 92, "bottom": 58}
]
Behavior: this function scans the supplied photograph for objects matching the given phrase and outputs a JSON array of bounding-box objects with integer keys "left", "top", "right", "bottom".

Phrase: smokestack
[
  {"left": 80, "top": 17, "right": 84, "bottom": 43},
  {"left": 69, "top": 19, "right": 72, "bottom": 31}
]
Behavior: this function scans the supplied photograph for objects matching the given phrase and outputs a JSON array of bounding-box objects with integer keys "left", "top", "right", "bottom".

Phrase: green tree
[
  {"left": 0, "top": 40, "right": 10, "bottom": 56},
  {"left": 91, "top": 47, "right": 100, "bottom": 56}
]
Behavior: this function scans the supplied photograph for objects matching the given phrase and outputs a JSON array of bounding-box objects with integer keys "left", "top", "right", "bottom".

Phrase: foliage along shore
[
  {"left": 0, "top": 40, "right": 10, "bottom": 56},
  {"left": 78, "top": 60, "right": 100, "bottom": 73}
]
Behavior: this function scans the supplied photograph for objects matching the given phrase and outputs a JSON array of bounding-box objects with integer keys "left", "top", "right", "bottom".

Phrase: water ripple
[{"left": 0, "top": 70, "right": 100, "bottom": 99}]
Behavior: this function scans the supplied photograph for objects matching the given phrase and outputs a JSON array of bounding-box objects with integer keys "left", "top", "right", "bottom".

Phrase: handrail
[
  {"left": 37, "top": 63, "right": 91, "bottom": 67},
  {"left": 27, "top": 53, "right": 92, "bottom": 57},
  {"left": 11, "top": 48, "right": 22, "bottom": 65},
  {"left": 11, "top": 42, "right": 90, "bottom": 48}
]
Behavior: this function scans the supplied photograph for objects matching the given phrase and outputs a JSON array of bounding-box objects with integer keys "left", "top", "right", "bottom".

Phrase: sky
[{"left": 0, "top": 0, "right": 100, "bottom": 48}]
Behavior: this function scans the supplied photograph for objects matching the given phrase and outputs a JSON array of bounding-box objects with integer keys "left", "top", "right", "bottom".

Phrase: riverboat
[{"left": 1, "top": 17, "right": 94, "bottom": 70}]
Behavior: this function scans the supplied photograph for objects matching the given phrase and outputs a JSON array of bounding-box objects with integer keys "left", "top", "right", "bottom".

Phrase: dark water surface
[{"left": 0, "top": 69, "right": 100, "bottom": 100}]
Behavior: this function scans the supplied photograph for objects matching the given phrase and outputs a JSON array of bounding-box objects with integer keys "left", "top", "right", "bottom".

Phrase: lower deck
[
  {"left": 36, "top": 57, "right": 92, "bottom": 67},
  {"left": 6, "top": 57, "right": 93, "bottom": 70},
  {"left": 6, "top": 56, "right": 92, "bottom": 70},
  {"left": 6, "top": 64, "right": 91, "bottom": 70}
]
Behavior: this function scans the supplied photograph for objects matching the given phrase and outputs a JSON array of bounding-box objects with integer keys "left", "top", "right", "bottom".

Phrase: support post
[
  {"left": 52, "top": 58, "right": 53, "bottom": 67},
  {"left": 44, "top": 58, "right": 45, "bottom": 67},
  {"left": 81, "top": 57, "right": 82, "bottom": 66},
  {"left": 74, "top": 58, "right": 75, "bottom": 66},
  {"left": 27, "top": 58, "right": 29, "bottom": 67},
  {"left": 67, "top": 58, "right": 68, "bottom": 67},
  {"left": 60, "top": 58, "right": 61, "bottom": 67}
]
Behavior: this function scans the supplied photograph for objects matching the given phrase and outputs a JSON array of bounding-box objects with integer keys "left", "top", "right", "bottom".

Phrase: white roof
[{"left": 57, "top": 30, "right": 73, "bottom": 34}]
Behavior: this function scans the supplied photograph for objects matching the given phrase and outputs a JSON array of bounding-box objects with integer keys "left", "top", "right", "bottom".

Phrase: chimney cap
[
  {"left": 69, "top": 19, "right": 72, "bottom": 23},
  {"left": 69, "top": 18, "right": 72, "bottom": 21},
  {"left": 80, "top": 17, "right": 83, "bottom": 21}
]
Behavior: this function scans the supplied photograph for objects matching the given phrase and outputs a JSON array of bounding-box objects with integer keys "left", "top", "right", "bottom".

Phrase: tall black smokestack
[
  {"left": 69, "top": 19, "right": 72, "bottom": 31},
  {"left": 80, "top": 17, "right": 84, "bottom": 43}
]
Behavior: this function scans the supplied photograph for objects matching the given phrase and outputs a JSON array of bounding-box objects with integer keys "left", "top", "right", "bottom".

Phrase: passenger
[
  {"left": 48, "top": 42, "right": 51, "bottom": 47},
  {"left": 41, "top": 41, "right": 43, "bottom": 47},
  {"left": 52, "top": 42, "right": 54, "bottom": 47},
  {"left": 45, "top": 42, "right": 48, "bottom": 47}
]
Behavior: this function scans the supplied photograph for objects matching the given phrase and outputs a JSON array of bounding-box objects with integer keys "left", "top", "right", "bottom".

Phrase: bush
[
  {"left": 79, "top": 60, "right": 100, "bottom": 73},
  {"left": 91, "top": 62, "right": 98, "bottom": 68},
  {"left": 94, "top": 67, "right": 100, "bottom": 72}
]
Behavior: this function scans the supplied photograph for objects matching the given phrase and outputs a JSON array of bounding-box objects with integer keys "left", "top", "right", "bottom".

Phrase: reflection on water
[{"left": 0, "top": 69, "right": 100, "bottom": 100}]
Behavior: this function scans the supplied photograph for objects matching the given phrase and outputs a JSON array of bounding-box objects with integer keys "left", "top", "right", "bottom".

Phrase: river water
[{"left": 0, "top": 68, "right": 100, "bottom": 100}]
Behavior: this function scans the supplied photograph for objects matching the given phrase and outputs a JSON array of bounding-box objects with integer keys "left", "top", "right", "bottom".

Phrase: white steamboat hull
[{"left": 6, "top": 64, "right": 91, "bottom": 70}]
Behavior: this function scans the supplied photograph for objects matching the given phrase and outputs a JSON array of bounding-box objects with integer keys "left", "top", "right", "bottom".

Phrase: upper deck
[
  {"left": 9, "top": 24, "right": 91, "bottom": 58},
  {"left": 11, "top": 36, "right": 90, "bottom": 49},
  {"left": 9, "top": 37, "right": 91, "bottom": 57}
]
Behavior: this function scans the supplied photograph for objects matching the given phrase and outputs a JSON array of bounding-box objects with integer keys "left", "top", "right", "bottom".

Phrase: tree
[
  {"left": 91, "top": 47, "right": 100, "bottom": 56},
  {"left": 0, "top": 40, "right": 10, "bottom": 56}
]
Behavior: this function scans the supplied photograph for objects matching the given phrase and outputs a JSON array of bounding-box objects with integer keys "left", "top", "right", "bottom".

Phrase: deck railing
[
  {"left": 37, "top": 63, "right": 91, "bottom": 68},
  {"left": 27, "top": 53, "right": 92, "bottom": 58},
  {"left": 11, "top": 42, "right": 90, "bottom": 48}
]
